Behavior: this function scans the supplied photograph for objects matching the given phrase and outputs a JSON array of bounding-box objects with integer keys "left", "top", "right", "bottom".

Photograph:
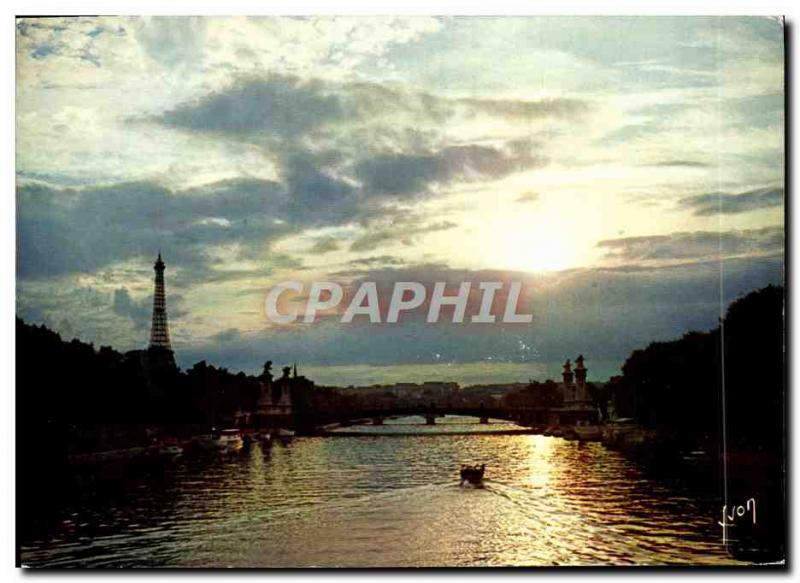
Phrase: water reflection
[{"left": 19, "top": 416, "right": 742, "bottom": 567}]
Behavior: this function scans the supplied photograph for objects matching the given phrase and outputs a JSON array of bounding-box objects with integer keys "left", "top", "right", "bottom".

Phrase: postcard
[{"left": 15, "top": 15, "right": 786, "bottom": 568}]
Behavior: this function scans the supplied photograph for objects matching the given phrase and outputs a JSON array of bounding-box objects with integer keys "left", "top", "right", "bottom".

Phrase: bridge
[
  {"left": 258, "top": 355, "right": 601, "bottom": 433},
  {"left": 296, "top": 402, "right": 598, "bottom": 432}
]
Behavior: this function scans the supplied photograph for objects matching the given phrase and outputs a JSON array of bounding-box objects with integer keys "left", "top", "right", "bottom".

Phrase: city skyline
[{"left": 16, "top": 16, "right": 784, "bottom": 384}]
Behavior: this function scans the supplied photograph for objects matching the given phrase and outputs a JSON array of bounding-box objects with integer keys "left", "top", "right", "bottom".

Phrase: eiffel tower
[{"left": 148, "top": 252, "right": 175, "bottom": 367}]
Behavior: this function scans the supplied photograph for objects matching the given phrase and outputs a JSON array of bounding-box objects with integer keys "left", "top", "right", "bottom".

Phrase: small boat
[
  {"left": 459, "top": 464, "right": 486, "bottom": 485},
  {"left": 196, "top": 429, "right": 244, "bottom": 453}
]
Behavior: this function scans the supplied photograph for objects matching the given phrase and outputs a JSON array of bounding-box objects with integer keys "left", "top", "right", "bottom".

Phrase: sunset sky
[{"left": 16, "top": 16, "right": 784, "bottom": 385}]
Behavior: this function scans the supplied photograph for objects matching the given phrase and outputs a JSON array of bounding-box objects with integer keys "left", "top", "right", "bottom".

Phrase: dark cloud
[
  {"left": 150, "top": 76, "right": 558, "bottom": 211},
  {"left": 355, "top": 153, "right": 440, "bottom": 196},
  {"left": 15, "top": 177, "right": 329, "bottom": 282},
  {"left": 112, "top": 287, "right": 151, "bottom": 330},
  {"left": 354, "top": 141, "right": 545, "bottom": 198},
  {"left": 158, "top": 76, "right": 345, "bottom": 136},
  {"left": 209, "top": 328, "right": 242, "bottom": 344},
  {"left": 347, "top": 81, "right": 589, "bottom": 122},
  {"left": 17, "top": 179, "right": 282, "bottom": 280},
  {"left": 308, "top": 236, "right": 342, "bottom": 254},
  {"left": 112, "top": 286, "right": 188, "bottom": 331},
  {"left": 349, "top": 219, "right": 458, "bottom": 252},
  {"left": 345, "top": 255, "right": 407, "bottom": 267},
  {"left": 15, "top": 159, "right": 455, "bottom": 283},
  {"left": 677, "top": 186, "right": 784, "bottom": 216},
  {"left": 281, "top": 149, "right": 360, "bottom": 225},
  {"left": 18, "top": 142, "right": 498, "bottom": 281},
  {"left": 597, "top": 226, "right": 784, "bottom": 264},
  {"left": 154, "top": 75, "right": 589, "bottom": 139},
  {"left": 177, "top": 255, "right": 783, "bottom": 378}
]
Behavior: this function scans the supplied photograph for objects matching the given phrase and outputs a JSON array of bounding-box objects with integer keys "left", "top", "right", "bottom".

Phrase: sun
[
  {"left": 501, "top": 232, "right": 574, "bottom": 272},
  {"left": 480, "top": 213, "right": 578, "bottom": 273}
]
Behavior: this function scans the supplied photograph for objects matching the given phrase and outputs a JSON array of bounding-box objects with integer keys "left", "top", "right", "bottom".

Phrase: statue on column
[
  {"left": 562, "top": 358, "right": 575, "bottom": 403},
  {"left": 562, "top": 359, "right": 574, "bottom": 382},
  {"left": 574, "top": 354, "right": 588, "bottom": 404},
  {"left": 261, "top": 360, "right": 274, "bottom": 384}
]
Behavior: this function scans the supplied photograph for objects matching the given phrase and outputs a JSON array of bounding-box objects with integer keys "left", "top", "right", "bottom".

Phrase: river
[{"left": 19, "top": 416, "right": 742, "bottom": 567}]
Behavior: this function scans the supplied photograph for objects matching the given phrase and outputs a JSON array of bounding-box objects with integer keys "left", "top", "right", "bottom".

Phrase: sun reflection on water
[{"left": 20, "top": 417, "right": 740, "bottom": 567}]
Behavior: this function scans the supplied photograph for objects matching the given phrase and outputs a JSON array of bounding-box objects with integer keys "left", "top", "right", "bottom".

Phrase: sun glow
[
  {"left": 498, "top": 230, "right": 575, "bottom": 272},
  {"left": 480, "top": 213, "right": 580, "bottom": 273}
]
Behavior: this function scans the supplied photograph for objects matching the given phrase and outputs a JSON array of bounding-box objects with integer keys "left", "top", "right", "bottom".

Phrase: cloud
[
  {"left": 308, "top": 236, "right": 342, "bottom": 254},
  {"left": 456, "top": 96, "right": 588, "bottom": 119},
  {"left": 157, "top": 76, "right": 345, "bottom": 137},
  {"left": 280, "top": 149, "right": 360, "bottom": 225},
  {"left": 345, "top": 255, "right": 407, "bottom": 267},
  {"left": 17, "top": 17, "right": 123, "bottom": 67},
  {"left": 134, "top": 16, "right": 206, "bottom": 66},
  {"left": 154, "top": 75, "right": 589, "bottom": 138},
  {"left": 645, "top": 160, "right": 710, "bottom": 168},
  {"left": 176, "top": 254, "right": 783, "bottom": 378},
  {"left": 14, "top": 150, "right": 467, "bottom": 283},
  {"left": 349, "top": 219, "right": 458, "bottom": 252},
  {"left": 596, "top": 226, "right": 784, "bottom": 265},
  {"left": 150, "top": 76, "right": 572, "bottom": 200},
  {"left": 354, "top": 141, "right": 545, "bottom": 198},
  {"left": 17, "top": 281, "right": 147, "bottom": 349},
  {"left": 677, "top": 186, "right": 783, "bottom": 216},
  {"left": 16, "top": 178, "right": 298, "bottom": 281},
  {"left": 208, "top": 328, "right": 242, "bottom": 344},
  {"left": 112, "top": 287, "right": 151, "bottom": 330}
]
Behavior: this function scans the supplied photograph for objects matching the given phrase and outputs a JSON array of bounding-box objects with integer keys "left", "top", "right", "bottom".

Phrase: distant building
[{"left": 333, "top": 382, "right": 460, "bottom": 403}]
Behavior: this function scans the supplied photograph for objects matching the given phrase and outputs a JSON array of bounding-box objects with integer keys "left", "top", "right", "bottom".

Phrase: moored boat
[
  {"left": 195, "top": 428, "right": 244, "bottom": 453},
  {"left": 217, "top": 428, "right": 244, "bottom": 452}
]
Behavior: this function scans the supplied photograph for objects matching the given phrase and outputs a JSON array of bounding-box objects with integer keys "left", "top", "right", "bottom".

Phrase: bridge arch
[{"left": 310, "top": 405, "right": 556, "bottom": 429}]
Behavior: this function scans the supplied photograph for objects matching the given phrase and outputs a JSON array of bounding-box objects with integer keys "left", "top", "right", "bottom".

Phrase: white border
[
  {"left": 4, "top": 0, "right": 797, "bottom": 16},
  {"left": 2, "top": 2, "right": 796, "bottom": 582}
]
